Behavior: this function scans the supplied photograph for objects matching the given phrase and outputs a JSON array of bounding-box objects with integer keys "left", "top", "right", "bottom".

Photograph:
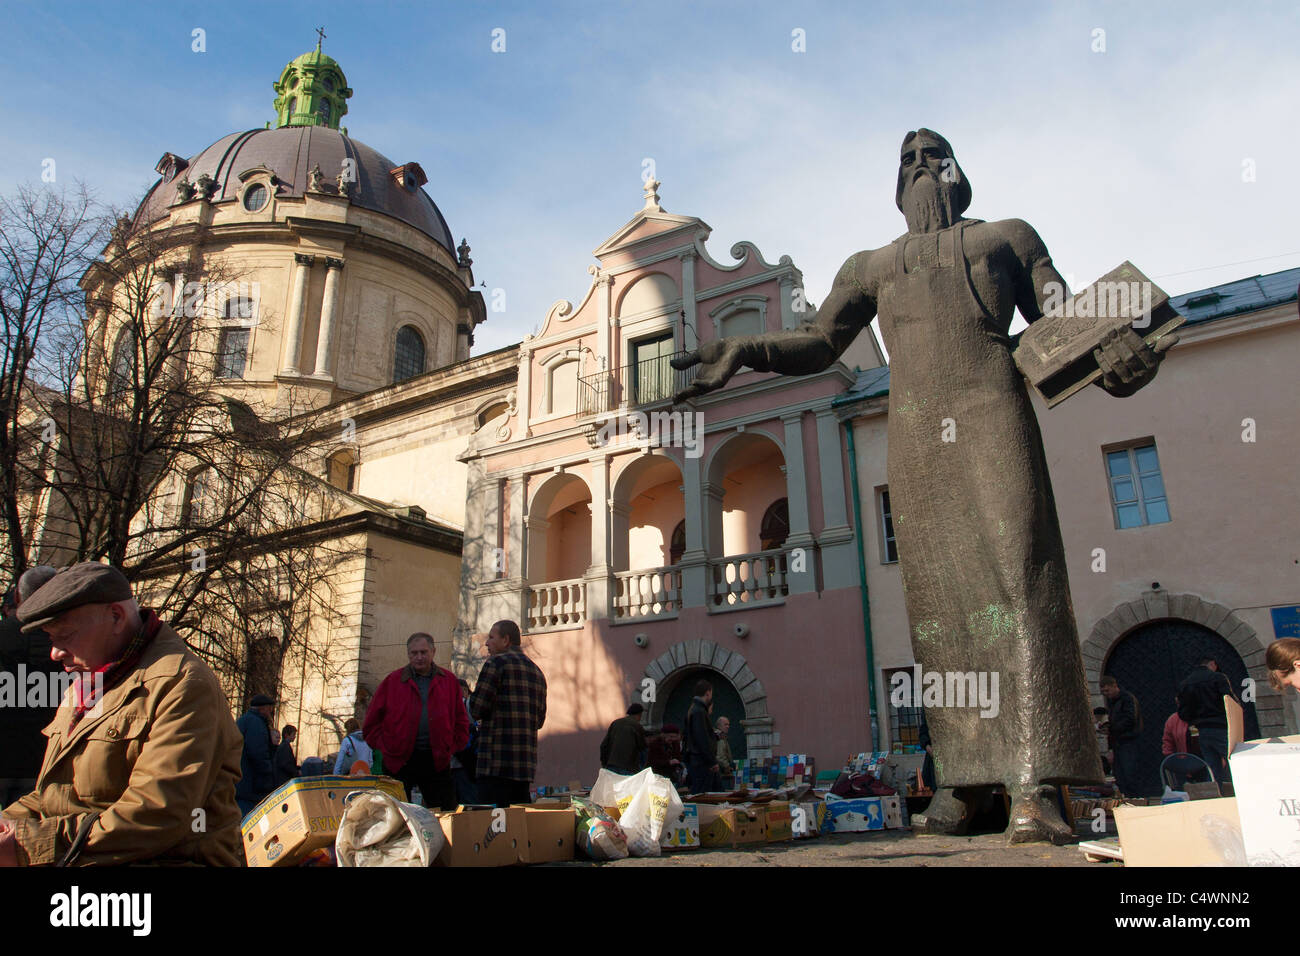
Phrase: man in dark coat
[
  {"left": 235, "top": 694, "right": 277, "bottom": 815},
  {"left": 600, "top": 703, "right": 647, "bottom": 775},
  {"left": 273, "top": 724, "right": 300, "bottom": 787},
  {"left": 684, "top": 680, "right": 719, "bottom": 794},
  {"left": 1178, "top": 658, "right": 1236, "bottom": 782},
  {"left": 0, "top": 567, "right": 61, "bottom": 809},
  {"left": 1101, "top": 675, "right": 1143, "bottom": 796}
]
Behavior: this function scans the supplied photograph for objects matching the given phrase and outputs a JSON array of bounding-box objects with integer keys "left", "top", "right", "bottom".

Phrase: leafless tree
[
  {"left": 0, "top": 182, "right": 104, "bottom": 581},
  {"left": 5, "top": 189, "right": 366, "bottom": 716}
]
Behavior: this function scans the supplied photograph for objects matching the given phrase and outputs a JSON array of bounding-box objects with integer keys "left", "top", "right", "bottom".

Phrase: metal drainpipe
[{"left": 843, "top": 419, "right": 880, "bottom": 750}]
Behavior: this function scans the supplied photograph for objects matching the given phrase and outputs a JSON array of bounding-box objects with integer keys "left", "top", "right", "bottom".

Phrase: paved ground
[{"left": 554, "top": 828, "right": 1116, "bottom": 866}]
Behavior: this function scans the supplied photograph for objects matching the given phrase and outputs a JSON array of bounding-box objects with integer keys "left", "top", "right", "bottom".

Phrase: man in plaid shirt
[{"left": 470, "top": 620, "right": 548, "bottom": 807}]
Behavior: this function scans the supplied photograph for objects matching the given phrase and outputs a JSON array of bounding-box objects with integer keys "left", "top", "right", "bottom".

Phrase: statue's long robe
[{"left": 876, "top": 220, "right": 1102, "bottom": 788}]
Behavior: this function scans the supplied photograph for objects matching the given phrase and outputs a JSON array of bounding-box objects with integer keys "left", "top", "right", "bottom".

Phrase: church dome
[
  {"left": 135, "top": 126, "right": 456, "bottom": 250},
  {"left": 134, "top": 43, "right": 455, "bottom": 251}
]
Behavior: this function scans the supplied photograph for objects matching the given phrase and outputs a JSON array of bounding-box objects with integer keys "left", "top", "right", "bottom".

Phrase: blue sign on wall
[{"left": 1271, "top": 606, "right": 1300, "bottom": 639}]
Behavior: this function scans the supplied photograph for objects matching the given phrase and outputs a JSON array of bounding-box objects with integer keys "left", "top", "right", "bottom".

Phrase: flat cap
[
  {"left": 249, "top": 694, "right": 277, "bottom": 707},
  {"left": 17, "top": 562, "right": 133, "bottom": 633}
]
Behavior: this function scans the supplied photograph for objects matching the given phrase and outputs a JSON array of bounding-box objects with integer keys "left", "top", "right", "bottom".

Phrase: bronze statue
[{"left": 673, "top": 129, "right": 1177, "bottom": 843}]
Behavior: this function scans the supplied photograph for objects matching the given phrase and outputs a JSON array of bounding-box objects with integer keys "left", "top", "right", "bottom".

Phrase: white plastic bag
[
  {"left": 590, "top": 768, "right": 631, "bottom": 808},
  {"left": 611, "top": 768, "right": 683, "bottom": 857},
  {"left": 335, "top": 789, "right": 445, "bottom": 867}
]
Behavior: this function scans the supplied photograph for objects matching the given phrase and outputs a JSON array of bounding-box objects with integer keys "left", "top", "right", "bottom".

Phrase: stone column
[
  {"left": 679, "top": 451, "right": 710, "bottom": 608},
  {"left": 516, "top": 337, "right": 533, "bottom": 438},
  {"left": 781, "top": 412, "right": 816, "bottom": 595},
  {"left": 505, "top": 474, "right": 525, "bottom": 582},
  {"left": 680, "top": 249, "right": 698, "bottom": 350},
  {"left": 814, "top": 408, "right": 849, "bottom": 532},
  {"left": 594, "top": 273, "right": 614, "bottom": 411},
  {"left": 779, "top": 272, "right": 798, "bottom": 330},
  {"left": 584, "top": 455, "right": 613, "bottom": 620},
  {"left": 281, "top": 253, "right": 314, "bottom": 375},
  {"left": 313, "top": 257, "right": 344, "bottom": 379}
]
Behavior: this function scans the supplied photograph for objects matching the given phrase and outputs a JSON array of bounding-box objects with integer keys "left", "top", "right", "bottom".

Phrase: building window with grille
[
  {"left": 877, "top": 486, "right": 898, "bottom": 563},
  {"left": 1105, "top": 441, "right": 1171, "bottom": 528},
  {"left": 883, "top": 666, "right": 925, "bottom": 752},
  {"left": 630, "top": 332, "right": 674, "bottom": 406},
  {"left": 393, "top": 325, "right": 425, "bottom": 383},
  {"left": 216, "top": 328, "right": 250, "bottom": 379}
]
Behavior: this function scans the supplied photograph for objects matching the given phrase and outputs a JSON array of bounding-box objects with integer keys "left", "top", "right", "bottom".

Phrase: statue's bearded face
[{"left": 897, "top": 135, "right": 966, "bottom": 234}]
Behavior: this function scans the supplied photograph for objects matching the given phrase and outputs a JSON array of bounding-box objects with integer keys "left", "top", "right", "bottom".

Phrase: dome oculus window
[
  {"left": 286, "top": 96, "right": 297, "bottom": 116},
  {"left": 322, "top": 75, "right": 335, "bottom": 93},
  {"left": 243, "top": 183, "right": 268, "bottom": 212},
  {"left": 318, "top": 100, "right": 331, "bottom": 123}
]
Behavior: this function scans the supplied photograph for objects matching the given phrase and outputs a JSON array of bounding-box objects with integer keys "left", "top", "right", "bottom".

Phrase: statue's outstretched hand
[
  {"left": 671, "top": 338, "right": 749, "bottom": 403},
  {"left": 1094, "top": 326, "right": 1179, "bottom": 397}
]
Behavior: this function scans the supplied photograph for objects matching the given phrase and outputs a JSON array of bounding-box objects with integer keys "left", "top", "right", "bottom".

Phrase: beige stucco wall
[{"left": 360, "top": 532, "right": 463, "bottom": 689}]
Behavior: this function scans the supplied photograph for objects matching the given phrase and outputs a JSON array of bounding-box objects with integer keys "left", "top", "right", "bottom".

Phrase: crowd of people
[
  {"left": 598, "top": 679, "right": 736, "bottom": 793},
  {"left": 233, "top": 621, "right": 548, "bottom": 814},
  {"left": 1096, "top": 647, "right": 1300, "bottom": 798},
  {"left": 0, "top": 560, "right": 549, "bottom": 866}
]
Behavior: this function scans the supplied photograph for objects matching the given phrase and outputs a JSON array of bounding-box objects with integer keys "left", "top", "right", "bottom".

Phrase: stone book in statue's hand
[{"left": 1014, "top": 261, "right": 1184, "bottom": 407}]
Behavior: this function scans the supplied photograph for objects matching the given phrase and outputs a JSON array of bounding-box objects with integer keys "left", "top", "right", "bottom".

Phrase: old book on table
[{"left": 1014, "top": 261, "right": 1184, "bottom": 408}]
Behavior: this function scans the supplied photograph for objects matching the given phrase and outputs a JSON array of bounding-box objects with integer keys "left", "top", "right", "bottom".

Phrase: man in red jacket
[{"left": 364, "top": 633, "right": 468, "bottom": 810}]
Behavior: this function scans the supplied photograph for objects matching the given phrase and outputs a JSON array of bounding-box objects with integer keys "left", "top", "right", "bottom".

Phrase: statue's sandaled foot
[
  {"left": 1006, "top": 784, "right": 1074, "bottom": 846},
  {"left": 911, "top": 787, "right": 972, "bottom": 835}
]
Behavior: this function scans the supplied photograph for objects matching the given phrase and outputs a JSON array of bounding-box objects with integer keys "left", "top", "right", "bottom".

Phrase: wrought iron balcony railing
[{"left": 578, "top": 350, "right": 693, "bottom": 416}]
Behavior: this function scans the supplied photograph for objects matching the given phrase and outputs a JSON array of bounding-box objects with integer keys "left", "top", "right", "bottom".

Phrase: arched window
[
  {"left": 760, "top": 498, "right": 789, "bottom": 551},
  {"left": 327, "top": 449, "right": 357, "bottom": 493},
  {"left": 393, "top": 326, "right": 425, "bottom": 383},
  {"left": 183, "top": 467, "right": 221, "bottom": 526},
  {"left": 669, "top": 520, "right": 686, "bottom": 565},
  {"left": 107, "top": 328, "right": 136, "bottom": 401}
]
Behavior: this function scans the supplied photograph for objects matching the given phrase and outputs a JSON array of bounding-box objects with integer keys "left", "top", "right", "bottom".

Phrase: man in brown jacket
[{"left": 0, "top": 562, "right": 244, "bottom": 866}]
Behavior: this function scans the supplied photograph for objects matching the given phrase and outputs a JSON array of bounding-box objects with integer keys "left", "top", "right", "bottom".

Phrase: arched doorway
[
  {"left": 660, "top": 667, "right": 747, "bottom": 763},
  {"left": 1104, "top": 619, "right": 1260, "bottom": 797},
  {"left": 643, "top": 640, "right": 772, "bottom": 761}
]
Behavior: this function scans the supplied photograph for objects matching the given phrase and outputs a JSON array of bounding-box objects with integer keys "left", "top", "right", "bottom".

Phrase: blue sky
[{"left": 3, "top": 1, "right": 1297, "bottom": 353}]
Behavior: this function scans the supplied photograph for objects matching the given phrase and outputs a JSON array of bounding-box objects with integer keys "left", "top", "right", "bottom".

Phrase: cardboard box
[
  {"left": 881, "top": 794, "right": 905, "bottom": 829},
  {"left": 516, "top": 806, "right": 575, "bottom": 864},
  {"left": 435, "top": 807, "right": 526, "bottom": 867},
  {"left": 1113, "top": 798, "right": 1245, "bottom": 866},
  {"left": 1227, "top": 696, "right": 1300, "bottom": 865},
  {"left": 764, "top": 801, "right": 793, "bottom": 842},
  {"left": 792, "top": 800, "right": 827, "bottom": 838},
  {"left": 241, "top": 775, "right": 406, "bottom": 867},
  {"left": 824, "top": 795, "right": 885, "bottom": 833},
  {"left": 661, "top": 803, "right": 701, "bottom": 849},
  {"left": 697, "top": 804, "right": 766, "bottom": 847}
]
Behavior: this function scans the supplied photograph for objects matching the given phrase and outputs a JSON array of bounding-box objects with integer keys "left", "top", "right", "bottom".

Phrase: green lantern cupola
[{"left": 272, "top": 32, "right": 352, "bottom": 130}]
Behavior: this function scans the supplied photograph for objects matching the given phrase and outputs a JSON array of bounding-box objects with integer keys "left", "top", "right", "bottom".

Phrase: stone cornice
[{"left": 300, "top": 345, "right": 520, "bottom": 435}]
